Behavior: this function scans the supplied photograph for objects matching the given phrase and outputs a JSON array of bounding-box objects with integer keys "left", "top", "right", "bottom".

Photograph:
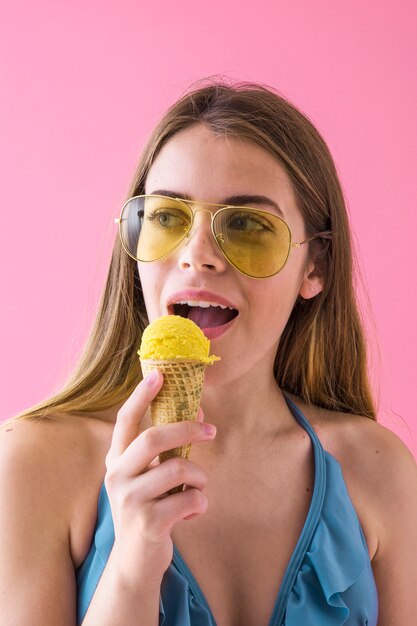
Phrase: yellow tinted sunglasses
[{"left": 115, "top": 195, "right": 327, "bottom": 279}]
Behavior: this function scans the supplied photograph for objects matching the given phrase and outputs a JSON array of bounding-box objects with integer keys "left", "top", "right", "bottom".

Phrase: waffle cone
[{"left": 140, "top": 358, "right": 207, "bottom": 494}]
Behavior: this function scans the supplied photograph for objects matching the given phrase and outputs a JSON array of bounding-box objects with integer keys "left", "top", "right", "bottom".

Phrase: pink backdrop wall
[{"left": 1, "top": 1, "right": 416, "bottom": 456}]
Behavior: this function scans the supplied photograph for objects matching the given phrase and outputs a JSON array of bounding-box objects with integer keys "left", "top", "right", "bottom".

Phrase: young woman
[{"left": 1, "top": 81, "right": 416, "bottom": 626}]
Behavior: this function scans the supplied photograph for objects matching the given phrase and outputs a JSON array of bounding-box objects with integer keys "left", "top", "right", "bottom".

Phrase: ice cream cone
[
  {"left": 138, "top": 315, "right": 219, "bottom": 495},
  {"left": 140, "top": 358, "right": 207, "bottom": 494}
]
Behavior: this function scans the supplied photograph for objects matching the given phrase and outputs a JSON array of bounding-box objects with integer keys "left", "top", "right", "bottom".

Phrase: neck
[
  {"left": 96, "top": 366, "right": 300, "bottom": 455},
  {"left": 199, "top": 365, "right": 297, "bottom": 457}
]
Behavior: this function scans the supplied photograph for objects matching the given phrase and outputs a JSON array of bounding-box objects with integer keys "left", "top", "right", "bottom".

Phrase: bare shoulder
[
  {"left": 300, "top": 399, "right": 417, "bottom": 562},
  {"left": 308, "top": 403, "right": 416, "bottom": 495},
  {"left": 292, "top": 396, "right": 412, "bottom": 469},
  {"left": 0, "top": 413, "right": 114, "bottom": 564},
  {"left": 0, "top": 413, "right": 115, "bottom": 623},
  {"left": 0, "top": 412, "right": 112, "bottom": 490}
]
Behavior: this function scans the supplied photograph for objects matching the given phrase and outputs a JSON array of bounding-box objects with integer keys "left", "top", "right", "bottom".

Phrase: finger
[
  {"left": 152, "top": 489, "right": 209, "bottom": 538},
  {"left": 108, "top": 371, "right": 164, "bottom": 460},
  {"left": 121, "top": 419, "right": 216, "bottom": 478},
  {"left": 132, "top": 456, "right": 208, "bottom": 502}
]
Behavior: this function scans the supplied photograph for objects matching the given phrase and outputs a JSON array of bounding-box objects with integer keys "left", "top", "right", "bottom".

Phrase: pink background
[{"left": 1, "top": 1, "right": 416, "bottom": 457}]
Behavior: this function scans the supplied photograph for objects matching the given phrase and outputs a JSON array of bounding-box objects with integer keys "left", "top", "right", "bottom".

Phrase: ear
[{"left": 298, "top": 262, "right": 323, "bottom": 299}]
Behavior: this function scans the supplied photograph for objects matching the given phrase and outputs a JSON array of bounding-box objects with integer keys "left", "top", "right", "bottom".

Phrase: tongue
[{"left": 188, "top": 306, "right": 235, "bottom": 328}]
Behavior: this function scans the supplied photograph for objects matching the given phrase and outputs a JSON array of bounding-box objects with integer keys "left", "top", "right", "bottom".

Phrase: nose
[{"left": 177, "top": 210, "right": 228, "bottom": 274}]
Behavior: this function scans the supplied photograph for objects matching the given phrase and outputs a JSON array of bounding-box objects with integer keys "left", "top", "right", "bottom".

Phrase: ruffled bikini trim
[{"left": 284, "top": 453, "right": 372, "bottom": 625}]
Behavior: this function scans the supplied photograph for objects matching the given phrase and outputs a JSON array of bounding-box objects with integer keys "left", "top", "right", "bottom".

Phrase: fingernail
[
  {"left": 144, "top": 371, "right": 158, "bottom": 386},
  {"left": 202, "top": 423, "right": 216, "bottom": 437}
]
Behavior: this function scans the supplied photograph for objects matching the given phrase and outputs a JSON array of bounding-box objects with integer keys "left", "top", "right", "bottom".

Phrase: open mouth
[{"left": 170, "top": 302, "right": 239, "bottom": 330}]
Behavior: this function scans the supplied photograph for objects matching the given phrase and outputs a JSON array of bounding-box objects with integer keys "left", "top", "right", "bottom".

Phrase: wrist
[{"left": 109, "top": 540, "right": 165, "bottom": 593}]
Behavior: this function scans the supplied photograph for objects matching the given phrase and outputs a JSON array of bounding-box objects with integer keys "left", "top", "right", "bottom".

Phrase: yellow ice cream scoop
[
  {"left": 138, "top": 315, "right": 219, "bottom": 494},
  {"left": 138, "top": 315, "right": 220, "bottom": 364}
]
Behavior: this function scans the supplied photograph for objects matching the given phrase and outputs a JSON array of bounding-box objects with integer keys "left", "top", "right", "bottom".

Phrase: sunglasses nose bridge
[
  {"left": 191, "top": 206, "right": 214, "bottom": 218},
  {"left": 180, "top": 207, "right": 227, "bottom": 265},
  {"left": 184, "top": 206, "right": 216, "bottom": 240}
]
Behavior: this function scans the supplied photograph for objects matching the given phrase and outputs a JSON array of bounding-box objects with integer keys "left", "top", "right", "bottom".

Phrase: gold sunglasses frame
[{"left": 115, "top": 195, "right": 328, "bottom": 279}]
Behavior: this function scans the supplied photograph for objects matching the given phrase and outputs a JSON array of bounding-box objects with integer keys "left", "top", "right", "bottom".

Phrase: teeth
[
  {"left": 174, "top": 300, "right": 234, "bottom": 310},
  {"left": 188, "top": 300, "right": 210, "bottom": 307}
]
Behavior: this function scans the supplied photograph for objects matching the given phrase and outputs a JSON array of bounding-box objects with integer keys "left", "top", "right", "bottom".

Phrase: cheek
[
  {"left": 138, "top": 263, "right": 163, "bottom": 319},
  {"left": 247, "top": 274, "right": 302, "bottom": 345},
  {"left": 251, "top": 271, "right": 301, "bottom": 313}
]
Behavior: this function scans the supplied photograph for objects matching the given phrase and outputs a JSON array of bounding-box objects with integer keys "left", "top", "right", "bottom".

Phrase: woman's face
[{"left": 139, "top": 123, "right": 321, "bottom": 385}]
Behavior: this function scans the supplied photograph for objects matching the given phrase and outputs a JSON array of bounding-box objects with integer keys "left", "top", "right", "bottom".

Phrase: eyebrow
[{"left": 148, "top": 189, "right": 285, "bottom": 218}]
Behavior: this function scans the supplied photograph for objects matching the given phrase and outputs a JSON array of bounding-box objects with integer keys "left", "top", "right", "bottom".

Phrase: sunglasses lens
[
  {"left": 119, "top": 196, "right": 192, "bottom": 261},
  {"left": 119, "top": 197, "right": 291, "bottom": 278},
  {"left": 213, "top": 208, "right": 291, "bottom": 278}
]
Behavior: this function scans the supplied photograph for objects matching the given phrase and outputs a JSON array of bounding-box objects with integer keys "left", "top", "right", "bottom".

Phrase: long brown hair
[{"left": 11, "top": 78, "right": 376, "bottom": 422}]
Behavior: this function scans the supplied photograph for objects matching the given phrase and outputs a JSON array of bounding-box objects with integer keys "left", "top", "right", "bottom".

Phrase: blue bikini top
[{"left": 76, "top": 396, "right": 378, "bottom": 625}]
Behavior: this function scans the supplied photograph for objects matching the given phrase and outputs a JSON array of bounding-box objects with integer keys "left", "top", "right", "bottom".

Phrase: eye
[
  {"left": 147, "top": 208, "right": 189, "bottom": 229},
  {"left": 227, "top": 211, "right": 273, "bottom": 233}
]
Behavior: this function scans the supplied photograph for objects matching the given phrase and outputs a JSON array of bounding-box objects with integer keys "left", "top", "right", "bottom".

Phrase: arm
[
  {"left": 81, "top": 543, "right": 161, "bottom": 626},
  {"left": 370, "top": 431, "right": 417, "bottom": 625},
  {"left": 0, "top": 420, "right": 77, "bottom": 625},
  {"left": 1, "top": 373, "right": 216, "bottom": 625},
  {"left": 0, "top": 420, "right": 163, "bottom": 626}
]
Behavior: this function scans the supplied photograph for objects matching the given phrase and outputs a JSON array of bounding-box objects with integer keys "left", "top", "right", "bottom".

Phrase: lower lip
[{"left": 201, "top": 315, "right": 237, "bottom": 339}]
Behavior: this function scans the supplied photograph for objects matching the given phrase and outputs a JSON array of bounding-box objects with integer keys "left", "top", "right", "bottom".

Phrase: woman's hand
[{"left": 104, "top": 370, "right": 216, "bottom": 591}]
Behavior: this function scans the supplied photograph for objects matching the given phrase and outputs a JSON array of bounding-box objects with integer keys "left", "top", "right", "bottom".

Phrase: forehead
[{"left": 144, "top": 124, "right": 299, "bottom": 213}]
